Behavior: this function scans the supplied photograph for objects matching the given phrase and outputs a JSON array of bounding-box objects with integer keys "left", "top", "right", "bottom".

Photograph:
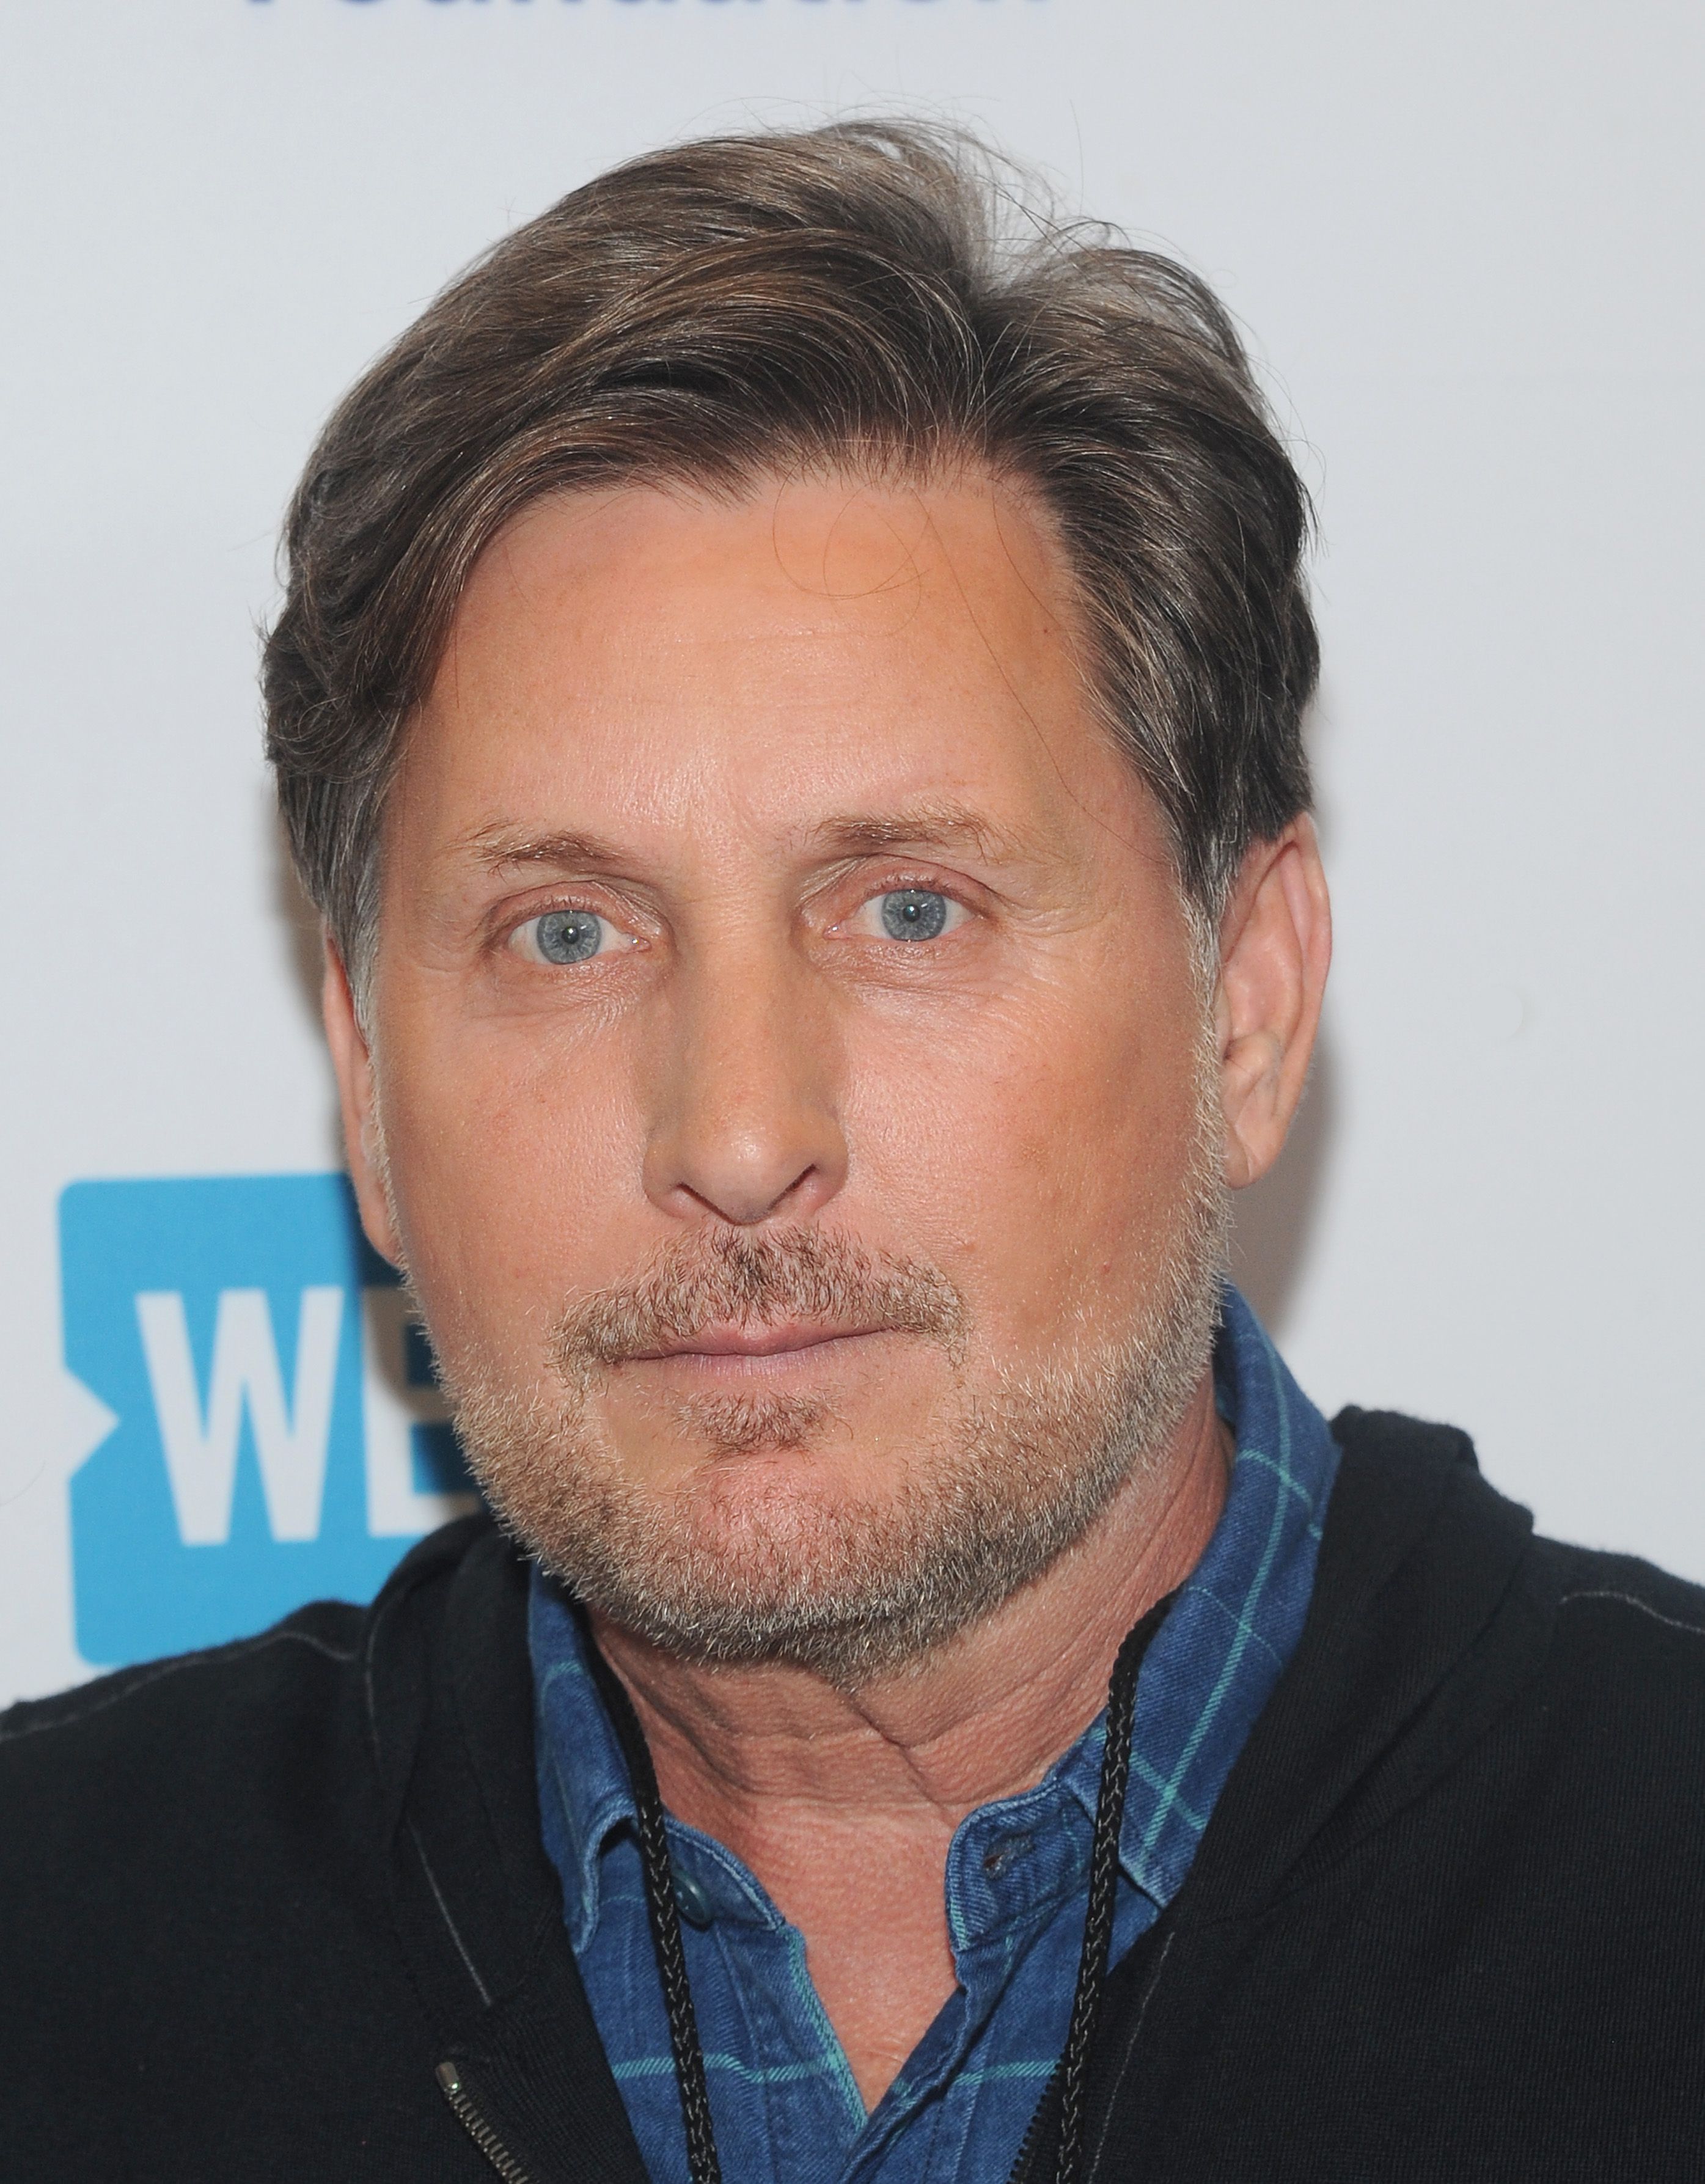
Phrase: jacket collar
[
  {"left": 365, "top": 1517, "right": 653, "bottom": 2184},
  {"left": 1162, "top": 1407, "right": 1540, "bottom": 1928}
]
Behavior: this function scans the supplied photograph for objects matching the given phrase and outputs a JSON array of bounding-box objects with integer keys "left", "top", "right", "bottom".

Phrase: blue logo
[{"left": 62, "top": 1174, "right": 480, "bottom": 1668}]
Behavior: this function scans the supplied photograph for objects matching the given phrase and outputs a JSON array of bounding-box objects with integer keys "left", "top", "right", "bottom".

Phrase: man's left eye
[{"left": 861, "top": 889, "right": 965, "bottom": 942}]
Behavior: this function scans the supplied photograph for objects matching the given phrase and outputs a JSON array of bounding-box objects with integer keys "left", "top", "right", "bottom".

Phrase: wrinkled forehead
[
  {"left": 439, "top": 471, "right": 1081, "bottom": 710},
  {"left": 388, "top": 471, "right": 1160, "bottom": 878}
]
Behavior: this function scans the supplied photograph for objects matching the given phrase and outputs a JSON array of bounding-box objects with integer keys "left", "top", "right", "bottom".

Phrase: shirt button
[
  {"left": 983, "top": 1833, "right": 1033, "bottom": 1879},
  {"left": 672, "top": 1863, "right": 714, "bottom": 1930}
]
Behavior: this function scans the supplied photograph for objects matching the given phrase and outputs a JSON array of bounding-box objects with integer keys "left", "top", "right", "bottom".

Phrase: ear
[
  {"left": 1214, "top": 817, "right": 1332, "bottom": 1191},
  {"left": 321, "top": 936, "right": 406, "bottom": 1269}
]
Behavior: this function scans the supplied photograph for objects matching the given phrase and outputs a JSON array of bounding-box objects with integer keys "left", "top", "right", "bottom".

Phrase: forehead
[{"left": 398, "top": 471, "right": 1153, "bottom": 860}]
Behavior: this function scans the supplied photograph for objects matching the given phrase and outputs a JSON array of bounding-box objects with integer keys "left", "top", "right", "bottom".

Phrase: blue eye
[
  {"left": 527, "top": 909, "right": 607, "bottom": 965},
  {"left": 879, "top": 889, "right": 950, "bottom": 941}
]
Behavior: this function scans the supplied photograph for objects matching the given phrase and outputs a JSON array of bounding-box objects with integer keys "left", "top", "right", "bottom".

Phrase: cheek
[
  {"left": 377, "top": 1016, "right": 642, "bottom": 1365},
  {"left": 843, "top": 969, "right": 1208, "bottom": 1332}
]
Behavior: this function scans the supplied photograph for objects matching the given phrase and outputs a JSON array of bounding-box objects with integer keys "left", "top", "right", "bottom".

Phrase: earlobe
[
  {"left": 1214, "top": 819, "right": 1332, "bottom": 1192},
  {"left": 320, "top": 938, "right": 405, "bottom": 1269}
]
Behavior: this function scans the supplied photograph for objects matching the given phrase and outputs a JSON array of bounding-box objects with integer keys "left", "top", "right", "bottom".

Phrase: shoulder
[
  {"left": 0, "top": 1517, "right": 520, "bottom": 2171},
  {"left": 0, "top": 1603, "right": 373, "bottom": 1954},
  {"left": 1537, "top": 1536, "right": 1705, "bottom": 1701},
  {"left": 0, "top": 1515, "right": 495, "bottom": 1915},
  {"left": 1327, "top": 1402, "right": 1705, "bottom": 1769},
  {"left": 0, "top": 1598, "right": 371, "bottom": 1847},
  {"left": 0, "top": 1598, "right": 366, "bottom": 1753},
  {"left": 1332, "top": 1399, "right": 1705, "bottom": 1641}
]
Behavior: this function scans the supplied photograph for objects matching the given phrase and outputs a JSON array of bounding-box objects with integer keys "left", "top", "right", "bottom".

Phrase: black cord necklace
[
  {"left": 584, "top": 1633, "right": 725, "bottom": 2184},
  {"left": 584, "top": 1593, "right": 1173, "bottom": 2184}
]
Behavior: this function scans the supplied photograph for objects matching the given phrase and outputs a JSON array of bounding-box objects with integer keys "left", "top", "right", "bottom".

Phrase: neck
[{"left": 590, "top": 1370, "right": 1230, "bottom": 2108}]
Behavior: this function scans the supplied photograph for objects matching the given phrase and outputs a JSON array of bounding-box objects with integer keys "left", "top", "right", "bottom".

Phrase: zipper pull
[{"left": 436, "top": 2059, "right": 539, "bottom": 2183}]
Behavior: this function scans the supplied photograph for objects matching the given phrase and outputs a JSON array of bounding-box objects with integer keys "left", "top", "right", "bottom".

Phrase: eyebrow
[
  {"left": 455, "top": 825, "right": 632, "bottom": 875},
  {"left": 450, "top": 800, "right": 1038, "bottom": 879},
  {"left": 805, "top": 801, "right": 1033, "bottom": 863}
]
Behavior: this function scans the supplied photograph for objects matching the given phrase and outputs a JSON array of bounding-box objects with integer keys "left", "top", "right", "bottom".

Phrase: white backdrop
[{"left": 2, "top": 0, "right": 1701, "bottom": 1705}]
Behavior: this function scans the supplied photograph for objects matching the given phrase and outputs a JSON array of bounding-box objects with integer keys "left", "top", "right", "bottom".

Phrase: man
[{"left": 4, "top": 122, "right": 1702, "bottom": 2183}]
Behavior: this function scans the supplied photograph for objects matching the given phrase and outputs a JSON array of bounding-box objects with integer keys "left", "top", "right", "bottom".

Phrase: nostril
[
  {"left": 770, "top": 1164, "right": 823, "bottom": 1216},
  {"left": 672, "top": 1156, "right": 831, "bottom": 1231}
]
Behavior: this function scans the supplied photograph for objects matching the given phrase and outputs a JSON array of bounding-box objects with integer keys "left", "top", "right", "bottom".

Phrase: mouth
[{"left": 625, "top": 1321, "right": 892, "bottom": 1368}]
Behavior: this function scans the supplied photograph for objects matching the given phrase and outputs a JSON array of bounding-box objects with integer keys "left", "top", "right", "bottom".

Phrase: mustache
[{"left": 553, "top": 1226, "right": 967, "bottom": 1372}]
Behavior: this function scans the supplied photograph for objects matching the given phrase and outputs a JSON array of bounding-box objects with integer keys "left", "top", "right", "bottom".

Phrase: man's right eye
[{"left": 511, "top": 909, "right": 626, "bottom": 966}]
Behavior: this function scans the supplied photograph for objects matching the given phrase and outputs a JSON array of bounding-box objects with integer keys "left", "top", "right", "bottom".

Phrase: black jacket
[{"left": 4, "top": 1409, "right": 1704, "bottom": 2182}]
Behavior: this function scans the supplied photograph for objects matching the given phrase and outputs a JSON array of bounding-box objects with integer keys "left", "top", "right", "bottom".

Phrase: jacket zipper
[
  {"left": 436, "top": 2061, "right": 538, "bottom": 2184},
  {"left": 1003, "top": 2062, "right": 1058, "bottom": 2184},
  {"left": 1005, "top": 2108, "right": 1045, "bottom": 2184}
]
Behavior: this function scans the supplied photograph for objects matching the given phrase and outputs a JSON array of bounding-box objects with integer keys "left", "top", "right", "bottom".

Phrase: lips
[{"left": 628, "top": 1321, "right": 886, "bottom": 1363}]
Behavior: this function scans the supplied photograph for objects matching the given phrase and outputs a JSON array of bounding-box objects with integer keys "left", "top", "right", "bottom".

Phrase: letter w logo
[{"left": 135, "top": 1288, "right": 345, "bottom": 1545}]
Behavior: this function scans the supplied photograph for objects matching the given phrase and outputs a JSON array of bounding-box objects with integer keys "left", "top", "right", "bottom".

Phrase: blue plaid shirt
[{"left": 530, "top": 1286, "right": 1338, "bottom": 2184}]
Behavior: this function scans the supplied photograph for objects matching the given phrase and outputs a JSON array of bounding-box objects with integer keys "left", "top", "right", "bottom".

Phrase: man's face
[{"left": 350, "top": 474, "right": 1225, "bottom": 1677}]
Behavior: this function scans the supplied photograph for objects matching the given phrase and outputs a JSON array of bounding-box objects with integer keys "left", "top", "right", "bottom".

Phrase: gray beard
[{"left": 436, "top": 1088, "right": 1227, "bottom": 1689}]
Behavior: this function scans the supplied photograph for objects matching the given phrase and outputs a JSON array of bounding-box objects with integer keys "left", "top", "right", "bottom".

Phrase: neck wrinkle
[{"left": 590, "top": 1366, "right": 1229, "bottom": 1845}]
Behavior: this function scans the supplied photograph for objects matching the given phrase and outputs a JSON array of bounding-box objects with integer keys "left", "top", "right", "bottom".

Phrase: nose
[{"left": 642, "top": 942, "right": 848, "bottom": 1229}]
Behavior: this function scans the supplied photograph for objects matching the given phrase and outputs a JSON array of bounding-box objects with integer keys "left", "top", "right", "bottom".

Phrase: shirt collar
[
  {"left": 529, "top": 1282, "right": 1339, "bottom": 1951},
  {"left": 529, "top": 1583, "right": 637, "bottom": 1956},
  {"left": 1112, "top": 1281, "right": 1339, "bottom": 1904},
  {"left": 941, "top": 1286, "right": 1338, "bottom": 1959}
]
